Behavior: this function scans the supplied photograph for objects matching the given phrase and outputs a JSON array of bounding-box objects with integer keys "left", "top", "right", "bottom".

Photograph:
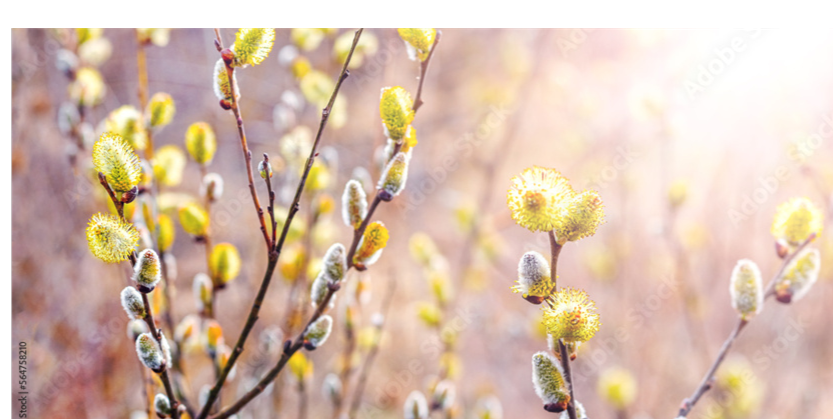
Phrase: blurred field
[{"left": 10, "top": 28, "right": 833, "bottom": 419}]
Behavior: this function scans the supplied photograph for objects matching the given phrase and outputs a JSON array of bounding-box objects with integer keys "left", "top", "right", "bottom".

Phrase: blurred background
[{"left": 10, "top": 28, "right": 833, "bottom": 419}]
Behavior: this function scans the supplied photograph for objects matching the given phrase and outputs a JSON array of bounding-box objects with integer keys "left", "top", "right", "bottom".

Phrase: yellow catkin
[
  {"left": 209, "top": 243, "right": 241, "bottom": 285},
  {"left": 379, "top": 86, "right": 414, "bottom": 141},
  {"left": 397, "top": 28, "right": 436, "bottom": 61},
  {"left": 771, "top": 197, "right": 824, "bottom": 245},
  {"left": 507, "top": 166, "right": 575, "bottom": 233},
  {"left": 86, "top": 212, "right": 139, "bottom": 263},
  {"left": 232, "top": 28, "right": 275, "bottom": 67},
  {"left": 543, "top": 287, "right": 601, "bottom": 343},
  {"left": 184, "top": 122, "right": 217, "bottom": 165},
  {"left": 92, "top": 132, "right": 142, "bottom": 194}
]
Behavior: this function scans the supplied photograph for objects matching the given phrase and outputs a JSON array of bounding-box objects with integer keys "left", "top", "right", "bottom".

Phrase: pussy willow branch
[
  {"left": 676, "top": 235, "right": 815, "bottom": 417},
  {"left": 412, "top": 30, "right": 442, "bottom": 113},
  {"left": 547, "top": 231, "right": 576, "bottom": 419},
  {"left": 388, "top": 30, "right": 442, "bottom": 158},
  {"left": 196, "top": 28, "right": 364, "bottom": 419},
  {"left": 98, "top": 174, "right": 180, "bottom": 418},
  {"left": 262, "top": 154, "right": 279, "bottom": 250},
  {"left": 348, "top": 279, "right": 397, "bottom": 419},
  {"left": 213, "top": 29, "right": 271, "bottom": 249},
  {"left": 212, "top": 184, "right": 380, "bottom": 419}
]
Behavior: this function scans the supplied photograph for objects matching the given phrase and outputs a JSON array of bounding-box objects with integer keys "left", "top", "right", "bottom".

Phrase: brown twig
[
  {"left": 262, "top": 153, "right": 279, "bottom": 250},
  {"left": 139, "top": 292, "right": 180, "bottom": 419},
  {"left": 211, "top": 186, "right": 380, "bottom": 419},
  {"left": 99, "top": 173, "right": 180, "bottom": 418},
  {"left": 412, "top": 30, "right": 442, "bottom": 114},
  {"left": 196, "top": 28, "right": 364, "bottom": 419},
  {"left": 676, "top": 235, "right": 815, "bottom": 417},
  {"left": 677, "top": 318, "right": 748, "bottom": 417},
  {"left": 213, "top": 29, "right": 271, "bottom": 250},
  {"left": 547, "top": 231, "right": 576, "bottom": 419}
]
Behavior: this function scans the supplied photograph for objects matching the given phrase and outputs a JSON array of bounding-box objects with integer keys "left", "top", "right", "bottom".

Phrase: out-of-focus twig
[
  {"left": 677, "top": 235, "right": 815, "bottom": 417},
  {"left": 347, "top": 278, "right": 397, "bottom": 419}
]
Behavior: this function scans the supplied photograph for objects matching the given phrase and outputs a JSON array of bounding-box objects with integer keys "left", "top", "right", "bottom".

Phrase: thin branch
[
  {"left": 412, "top": 30, "right": 442, "bottom": 114},
  {"left": 547, "top": 231, "right": 563, "bottom": 292},
  {"left": 262, "top": 153, "right": 278, "bottom": 250},
  {"left": 140, "top": 292, "right": 180, "bottom": 419},
  {"left": 99, "top": 174, "right": 180, "bottom": 418},
  {"left": 547, "top": 232, "right": 575, "bottom": 419},
  {"left": 214, "top": 28, "right": 271, "bottom": 249},
  {"left": 677, "top": 318, "right": 748, "bottom": 417},
  {"left": 676, "top": 234, "right": 816, "bottom": 417},
  {"left": 196, "top": 28, "right": 364, "bottom": 419},
  {"left": 211, "top": 194, "right": 379, "bottom": 419}
]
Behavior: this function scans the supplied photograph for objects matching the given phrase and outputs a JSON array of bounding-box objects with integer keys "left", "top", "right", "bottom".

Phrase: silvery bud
[
  {"left": 775, "top": 247, "right": 821, "bottom": 303},
  {"left": 120, "top": 286, "right": 146, "bottom": 320},
  {"left": 136, "top": 333, "right": 166, "bottom": 372},
  {"left": 512, "top": 251, "right": 553, "bottom": 304},
  {"left": 259, "top": 160, "right": 273, "bottom": 179},
  {"left": 729, "top": 259, "right": 763, "bottom": 319},
  {"left": 532, "top": 351, "right": 570, "bottom": 412},
  {"left": 341, "top": 180, "right": 368, "bottom": 229},
  {"left": 302, "top": 315, "right": 333, "bottom": 350},
  {"left": 322, "top": 243, "right": 347, "bottom": 283},
  {"left": 133, "top": 249, "right": 162, "bottom": 293},
  {"left": 404, "top": 390, "right": 429, "bottom": 419},
  {"left": 377, "top": 152, "right": 409, "bottom": 201},
  {"left": 202, "top": 172, "right": 224, "bottom": 202},
  {"left": 154, "top": 393, "right": 172, "bottom": 418}
]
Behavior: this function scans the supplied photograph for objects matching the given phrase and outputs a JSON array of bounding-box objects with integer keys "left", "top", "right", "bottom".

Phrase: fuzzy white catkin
[
  {"left": 729, "top": 259, "right": 764, "bottom": 319},
  {"left": 403, "top": 390, "right": 429, "bottom": 419},
  {"left": 378, "top": 152, "right": 409, "bottom": 197},
  {"left": 322, "top": 373, "right": 342, "bottom": 403},
  {"left": 303, "top": 315, "right": 333, "bottom": 348},
  {"left": 193, "top": 273, "right": 213, "bottom": 312},
  {"left": 531, "top": 351, "right": 568, "bottom": 405},
  {"left": 120, "top": 286, "right": 146, "bottom": 319},
  {"left": 154, "top": 393, "right": 171, "bottom": 417},
  {"left": 202, "top": 172, "right": 224, "bottom": 201},
  {"left": 310, "top": 272, "right": 336, "bottom": 309},
  {"left": 781, "top": 248, "right": 821, "bottom": 301},
  {"left": 322, "top": 243, "right": 347, "bottom": 283},
  {"left": 432, "top": 380, "right": 456, "bottom": 411},
  {"left": 133, "top": 249, "right": 161, "bottom": 289},
  {"left": 136, "top": 333, "right": 165, "bottom": 371},
  {"left": 341, "top": 179, "right": 368, "bottom": 228},
  {"left": 513, "top": 251, "right": 552, "bottom": 300}
]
